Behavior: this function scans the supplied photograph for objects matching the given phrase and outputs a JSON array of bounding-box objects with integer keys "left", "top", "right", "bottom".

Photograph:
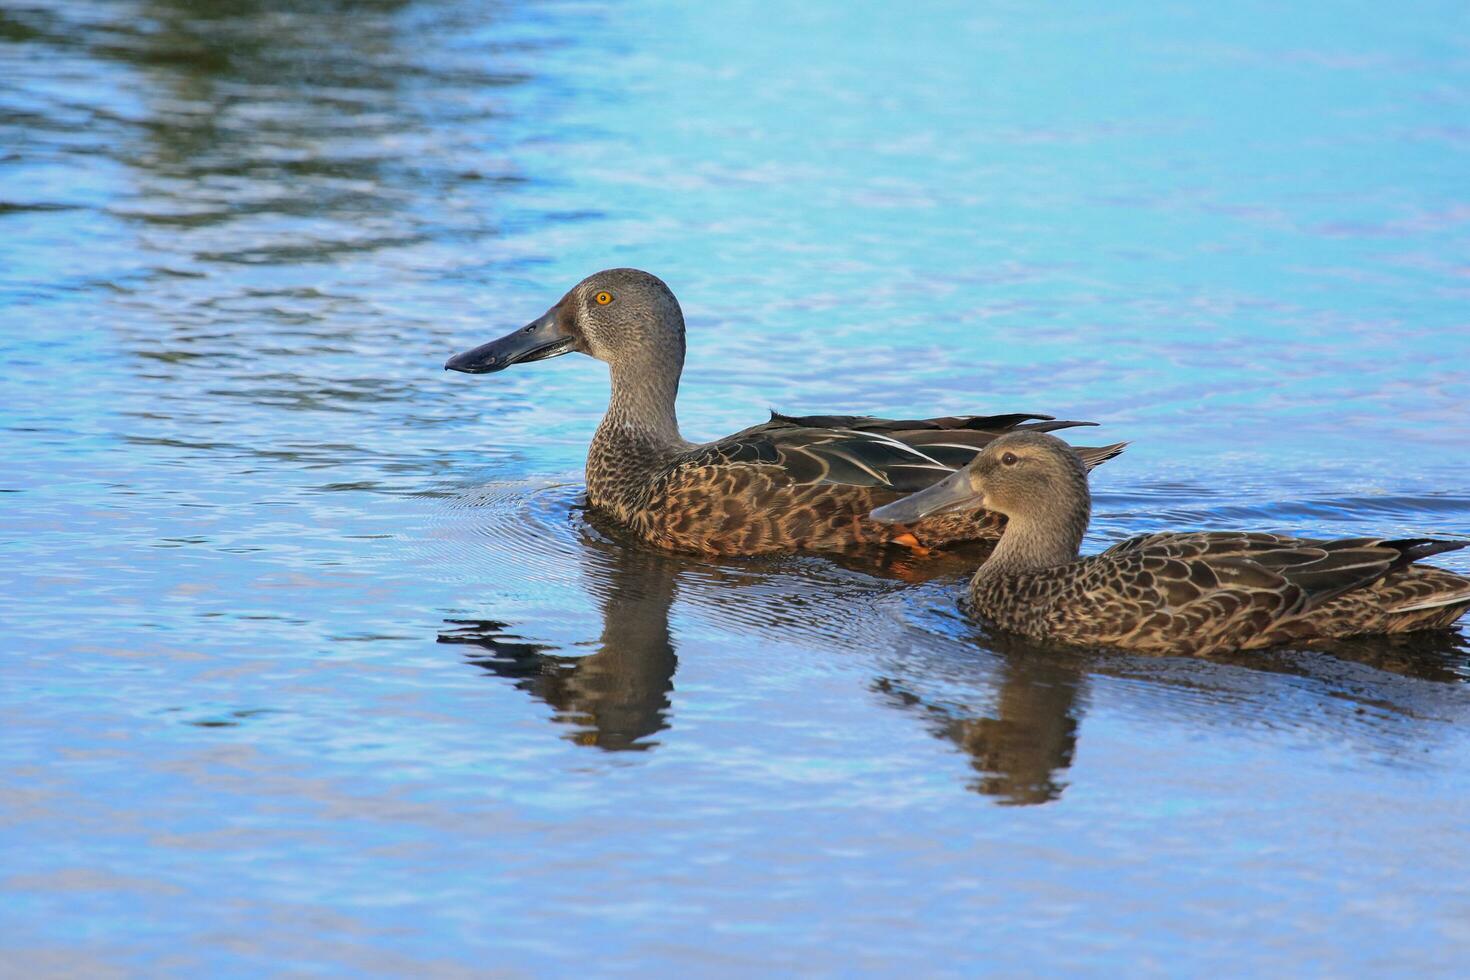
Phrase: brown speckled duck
[
  {"left": 445, "top": 268, "right": 1124, "bottom": 556},
  {"left": 871, "top": 431, "right": 1470, "bottom": 655}
]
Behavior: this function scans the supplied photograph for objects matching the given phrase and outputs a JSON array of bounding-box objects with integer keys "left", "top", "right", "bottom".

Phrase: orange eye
[{"left": 595, "top": 291, "right": 613, "bottom": 306}]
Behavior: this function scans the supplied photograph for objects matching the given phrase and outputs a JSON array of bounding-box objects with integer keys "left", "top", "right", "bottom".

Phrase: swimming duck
[
  {"left": 445, "top": 268, "right": 1125, "bottom": 556},
  {"left": 871, "top": 431, "right": 1470, "bottom": 655}
]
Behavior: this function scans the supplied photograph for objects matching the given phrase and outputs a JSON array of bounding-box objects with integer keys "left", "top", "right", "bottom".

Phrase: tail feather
[
  {"left": 1381, "top": 537, "right": 1470, "bottom": 567},
  {"left": 1016, "top": 419, "right": 1099, "bottom": 434},
  {"left": 1077, "top": 442, "right": 1128, "bottom": 471}
]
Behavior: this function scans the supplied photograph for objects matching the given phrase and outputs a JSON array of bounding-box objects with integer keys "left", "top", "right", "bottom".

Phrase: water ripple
[{"left": 4, "top": 0, "right": 1470, "bottom": 971}]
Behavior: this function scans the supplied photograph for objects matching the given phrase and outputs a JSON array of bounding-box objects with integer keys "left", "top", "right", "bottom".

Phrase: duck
[
  {"left": 444, "top": 268, "right": 1125, "bottom": 556},
  {"left": 870, "top": 431, "right": 1470, "bottom": 655}
]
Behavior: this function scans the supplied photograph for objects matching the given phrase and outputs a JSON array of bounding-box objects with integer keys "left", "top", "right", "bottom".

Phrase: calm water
[{"left": 4, "top": 0, "right": 1470, "bottom": 973}]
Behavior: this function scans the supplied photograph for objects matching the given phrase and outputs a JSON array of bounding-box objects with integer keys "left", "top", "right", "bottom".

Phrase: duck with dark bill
[
  {"left": 871, "top": 431, "right": 1470, "bottom": 655},
  {"left": 447, "top": 268, "right": 1124, "bottom": 557}
]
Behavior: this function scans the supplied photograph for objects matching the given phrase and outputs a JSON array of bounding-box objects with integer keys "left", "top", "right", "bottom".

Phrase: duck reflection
[
  {"left": 874, "top": 608, "right": 1469, "bottom": 806},
  {"left": 439, "top": 505, "right": 1469, "bottom": 787},
  {"left": 439, "top": 532, "right": 681, "bottom": 751},
  {"left": 876, "top": 635, "right": 1087, "bottom": 806}
]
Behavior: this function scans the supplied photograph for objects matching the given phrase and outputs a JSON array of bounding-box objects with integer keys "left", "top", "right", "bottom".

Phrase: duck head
[
  {"left": 869, "top": 431, "right": 1092, "bottom": 528},
  {"left": 445, "top": 268, "right": 685, "bottom": 378}
]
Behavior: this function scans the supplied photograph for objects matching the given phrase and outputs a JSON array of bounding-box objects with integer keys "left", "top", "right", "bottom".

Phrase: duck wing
[
  {"left": 1092, "top": 533, "right": 1469, "bottom": 652},
  {"left": 768, "top": 412, "right": 1126, "bottom": 472},
  {"left": 1108, "top": 533, "right": 1461, "bottom": 606},
  {"left": 1103, "top": 530, "right": 1307, "bottom": 561},
  {"left": 685, "top": 417, "right": 953, "bottom": 492},
  {"left": 689, "top": 411, "right": 1120, "bottom": 491}
]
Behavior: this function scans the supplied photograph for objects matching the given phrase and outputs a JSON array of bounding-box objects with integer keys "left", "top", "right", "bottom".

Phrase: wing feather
[{"left": 679, "top": 409, "right": 1118, "bottom": 490}]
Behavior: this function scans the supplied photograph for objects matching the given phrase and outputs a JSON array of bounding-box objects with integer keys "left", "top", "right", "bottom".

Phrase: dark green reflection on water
[{"left": 35, "top": 0, "right": 527, "bottom": 268}]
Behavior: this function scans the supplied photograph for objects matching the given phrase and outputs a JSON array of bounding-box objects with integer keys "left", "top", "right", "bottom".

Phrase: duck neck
[
  {"left": 598, "top": 358, "right": 685, "bottom": 451},
  {"left": 976, "top": 495, "right": 1089, "bottom": 584},
  {"left": 587, "top": 355, "right": 688, "bottom": 515}
]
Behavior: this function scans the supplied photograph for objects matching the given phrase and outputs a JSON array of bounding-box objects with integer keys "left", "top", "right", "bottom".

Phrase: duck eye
[
  {"left": 1001, "top": 452, "right": 1019, "bottom": 466},
  {"left": 594, "top": 291, "right": 613, "bottom": 306}
]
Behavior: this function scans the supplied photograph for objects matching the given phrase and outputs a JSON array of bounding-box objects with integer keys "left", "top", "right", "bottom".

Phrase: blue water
[{"left": 3, "top": 0, "right": 1470, "bottom": 973}]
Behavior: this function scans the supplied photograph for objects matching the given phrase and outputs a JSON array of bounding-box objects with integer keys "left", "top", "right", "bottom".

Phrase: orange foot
[{"left": 891, "top": 532, "right": 932, "bottom": 557}]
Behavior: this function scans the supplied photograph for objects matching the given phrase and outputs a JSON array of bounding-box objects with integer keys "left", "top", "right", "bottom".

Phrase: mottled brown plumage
[
  {"left": 446, "top": 268, "right": 1124, "bottom": 556},
  {"left": 871, "top": 432, "right": 1470, "bottom": 655}
]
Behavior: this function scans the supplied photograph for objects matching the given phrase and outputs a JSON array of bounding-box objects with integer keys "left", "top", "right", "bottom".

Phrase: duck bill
[
  {"left": 444, "top": 305, "right": 576, "bottom": 375},
  {"left": 869, "top": 469, "right": 983, "bottom": 524}
]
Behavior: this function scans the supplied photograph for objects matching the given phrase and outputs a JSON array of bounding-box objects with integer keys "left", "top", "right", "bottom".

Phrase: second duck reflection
[{"left": 438, "top": 522, "right": 1084, "bottom": 805}]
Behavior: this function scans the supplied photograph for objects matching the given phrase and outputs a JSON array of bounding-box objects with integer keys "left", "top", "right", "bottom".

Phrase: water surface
[{"left": 3, "top": 0, "right": 1470, "bottom": 973}]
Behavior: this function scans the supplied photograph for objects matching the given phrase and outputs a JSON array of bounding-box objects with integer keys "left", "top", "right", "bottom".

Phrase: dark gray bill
[
  {"left": 444, "top": 306, "right": 576, "bottom": 374},
  {"left": 869, "top": 467, "right": 983, "bottom": 524}
]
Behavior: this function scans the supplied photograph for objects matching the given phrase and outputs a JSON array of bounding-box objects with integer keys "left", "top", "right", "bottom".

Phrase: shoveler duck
[
  {"left": 871, "top": 431, "right": 1470, "bottom": 655},
  {"left": 445, "top": 268, "right": 1124, "bottom": 556}
]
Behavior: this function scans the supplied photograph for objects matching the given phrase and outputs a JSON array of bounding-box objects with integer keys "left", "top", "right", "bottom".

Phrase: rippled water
[{"left": 4, "top": 0, "right": 1470, "bottom": 972}]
